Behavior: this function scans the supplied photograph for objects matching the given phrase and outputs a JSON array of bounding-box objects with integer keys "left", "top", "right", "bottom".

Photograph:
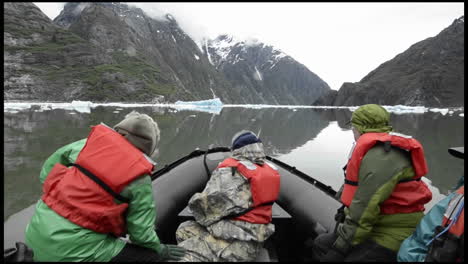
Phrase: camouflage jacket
[{"left": 188, "top": 143, "right": 275, "bottom": 242}]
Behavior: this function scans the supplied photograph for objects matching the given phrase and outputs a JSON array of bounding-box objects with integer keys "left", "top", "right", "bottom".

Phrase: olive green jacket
[
  {"left": 333, "top": 143, "right": 426, "bottom": 254},
  {"left": 25, "top": 139, "right": 162, "bottom": 261}
]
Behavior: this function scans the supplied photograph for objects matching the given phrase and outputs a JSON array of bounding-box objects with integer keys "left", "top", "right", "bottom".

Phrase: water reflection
[{"left": 3, "top": 107, "right": 464, "bottom": 221}]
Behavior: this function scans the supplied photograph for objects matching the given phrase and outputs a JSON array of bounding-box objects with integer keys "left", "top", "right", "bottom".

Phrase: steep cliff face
[
  {"left": 4, "top": 2, "right": 178, "bottom": 103},
  {"left": 5, "top": 2, "right": 330, "bottom": 104},
  {"left": 314, "top": 16, "right": 464, "bottom": 107},
  {"left": 52, "top": 2, "right": 237, "bottom": 102},
  {"left": 4, "top": 2, "right": 91, "bottom": 101},
  {"left": 206, "top": 35, "right": 331, "bottom": 105}
]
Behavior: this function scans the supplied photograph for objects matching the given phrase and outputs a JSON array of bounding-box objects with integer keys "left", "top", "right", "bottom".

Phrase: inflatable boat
[{"left": 4, "top": 147, "right": 341, "bottom": 262}]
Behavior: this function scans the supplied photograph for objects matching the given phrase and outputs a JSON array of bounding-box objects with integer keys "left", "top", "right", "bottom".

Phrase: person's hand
[
  {"left": 320, "top": 248, "right": 345, "bottom": 262},
  {"left": 159, "top": 244, "right": 186, "bottom": 261}
]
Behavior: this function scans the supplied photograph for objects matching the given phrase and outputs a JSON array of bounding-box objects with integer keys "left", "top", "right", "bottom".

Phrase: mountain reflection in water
[{"left": 4, "top": 106, "right": 464, "bottom": 222}]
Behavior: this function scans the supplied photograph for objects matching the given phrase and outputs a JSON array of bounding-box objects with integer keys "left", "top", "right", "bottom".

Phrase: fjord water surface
[{"left": 4, "top": 106, "right": 464, "bottom": 222}]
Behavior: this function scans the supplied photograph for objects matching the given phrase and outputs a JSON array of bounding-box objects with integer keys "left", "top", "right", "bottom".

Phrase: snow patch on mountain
[{"left": 254, "top": 66, "right": 263, "bottom": 81}]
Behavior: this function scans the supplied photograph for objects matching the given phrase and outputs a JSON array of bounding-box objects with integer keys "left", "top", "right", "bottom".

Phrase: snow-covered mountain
[
  {"left": 5, "top": 2, "right": 331, "bottom": 105},
  {"left": 205, "top": 35, "right": 330, "bottom": 105}
]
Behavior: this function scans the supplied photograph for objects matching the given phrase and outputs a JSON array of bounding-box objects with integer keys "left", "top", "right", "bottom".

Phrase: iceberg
[
  {"left": 174, "top": 98, "right": 223, "bottom": 107},
  {"left": 429, "top": 108, "right": 449, "bottom": 116},
  {"left": 3, "top": 99, "right": 462, "bottom": 117},
  {"left": 381, "top": 105, "right": 427, "bottom": 115},
  {"left": 172, "top": 98, "right": 224, "bottom": 114}
]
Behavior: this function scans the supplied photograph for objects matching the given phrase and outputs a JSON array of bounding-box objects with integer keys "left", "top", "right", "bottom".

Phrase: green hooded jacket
[
  {"left": 25, "top": 139, "right": 163, "bottom": 261},
  {"left": 332, "top": 104, "right": 428, "bottom": 254},
  {"left": 333, "top": 143, "right": 426, "bottom": 254}
]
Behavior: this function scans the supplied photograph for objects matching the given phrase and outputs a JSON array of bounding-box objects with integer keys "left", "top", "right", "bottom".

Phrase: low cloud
[{"left": 129, "top": 3, "right": 210, "bottom": 45}]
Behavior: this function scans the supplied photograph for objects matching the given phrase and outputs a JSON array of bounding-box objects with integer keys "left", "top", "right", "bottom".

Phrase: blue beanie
[{"left": 231, "top": 131, "right": 261, "bottom": 150}]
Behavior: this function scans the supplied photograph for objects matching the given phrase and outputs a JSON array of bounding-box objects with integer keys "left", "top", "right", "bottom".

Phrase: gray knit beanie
[{"left": 113, "top": 111, "right": 160, "bottom": 158}]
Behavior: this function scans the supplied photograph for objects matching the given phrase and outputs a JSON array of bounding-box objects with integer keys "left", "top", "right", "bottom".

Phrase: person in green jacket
[
  {"left": 310, "top": 104, "right": 432, "bottom": 262},
  {"left": 25, "top": 111, "right": 185, "bottom": 262}
]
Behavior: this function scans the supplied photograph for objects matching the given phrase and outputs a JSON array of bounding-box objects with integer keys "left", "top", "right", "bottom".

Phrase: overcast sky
[{"left": 34, "top": 2, "right": 464, "bottom": 90}]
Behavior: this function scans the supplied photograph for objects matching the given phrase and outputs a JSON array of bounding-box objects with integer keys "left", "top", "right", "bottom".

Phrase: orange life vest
[
  {"left": 442, "top": 186, "right": 464, "bottom": 238},
  {"left": 217, "top": 158, "right": 280, "bottom": 224},
  {"left": 426, "top": 186, "right": 464, "bottom": 262},
  {"left": 42, "top": 124, "right": 154, "bottom": 236},
  {"left": 341, "top": 132, "right": 432, "bottom": 214}
]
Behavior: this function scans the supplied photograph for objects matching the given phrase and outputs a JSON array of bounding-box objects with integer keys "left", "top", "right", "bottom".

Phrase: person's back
[
  {"left": 175, "top": 130, "right": 280, "bottom": 262},
  {"left": 398, "top": 147, "right": 464, "bottom": 262},
  {"left": 25, "top": 138, "right": 125, "bottom": 261},
  {"left": 311, "top": 104, "right": 432, "bottom": 262},
  {"left": 25, "top": 111, "right": 185, "bottom": 262}
]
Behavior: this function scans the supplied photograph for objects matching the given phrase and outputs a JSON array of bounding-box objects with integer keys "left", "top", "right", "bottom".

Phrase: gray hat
[
  {"left": 448, "top": 147, "right": 464, "bottom": 159},
  {"left": 113, "top": 111, "right": 160, "bottom": 158}
]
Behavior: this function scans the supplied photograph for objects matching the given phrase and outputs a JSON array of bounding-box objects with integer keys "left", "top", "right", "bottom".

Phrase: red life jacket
[
  {"left": 441, "top": 186, "right": 464, "bottom": 238},
  {"left": 217, "top": 158, "right": 280, "bottom": 224},
  {"left": 341, "top": 132, "right": 432, "bottom": 214},
  {"left": 42, "top": 124, "right": 154, "bottom": 236}
]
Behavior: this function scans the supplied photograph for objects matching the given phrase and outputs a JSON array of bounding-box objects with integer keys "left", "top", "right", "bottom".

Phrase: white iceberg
[
  {"left": 382, "top": 105, "right": 428, "bottom": 115},
  {"left": 429, "top": 108, "right": 449, "bottom": 116},
  {"left": 173, "top": 98, "right": 224, "bottom": 114},
  {"left": 174, "top": 98, "right": 223, "bottom": 107}
]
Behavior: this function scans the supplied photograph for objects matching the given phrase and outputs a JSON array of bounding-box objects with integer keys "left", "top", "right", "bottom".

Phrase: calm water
[{"left": 4, "top": 105, "right": 464, "bottom": 222}]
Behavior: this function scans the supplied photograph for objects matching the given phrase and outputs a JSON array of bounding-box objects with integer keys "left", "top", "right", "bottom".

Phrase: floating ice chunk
[
  {"left": 174, "top": 98, "right": 223, "bottom": 107},
  {"left": 459, "top": 113, "right": 464, "bottom": 117},
  {"left": 382, "top": 105, "right": 428, "bottom": 114},
  {"left": 173, "top": 98, "right": 223, "bottom": 114},
  {"left": 71, "top": 100, "right": 94, "bottom": 112},
  {"left": 429, "top": 108, "right": 449, "bottom": 116},
  {"left": 4, "top": 102, "right": 32, "bottom": 112}
]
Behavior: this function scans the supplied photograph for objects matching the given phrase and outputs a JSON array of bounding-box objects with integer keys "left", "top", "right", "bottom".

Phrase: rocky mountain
[
  {"left": 205, "top": 35, "right": 330, "bottom": 105},
  {"left": 4, "top": 2, "right": 331, "bottom": 104},
  {"left": 313, "top": 16, "right": 464, "bottom": 107}
]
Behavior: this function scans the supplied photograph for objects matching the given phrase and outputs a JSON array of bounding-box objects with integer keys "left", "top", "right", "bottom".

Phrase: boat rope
[{"left": 203, "top": 149, "right": 212, "bottom": 180}]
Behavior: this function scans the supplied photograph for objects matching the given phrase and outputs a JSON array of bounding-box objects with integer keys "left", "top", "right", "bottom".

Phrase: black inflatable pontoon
[
  {"left": 4, "top": 147, "right": 341, "bottom": 262},
  {"left": 151, "top": 147, "right": 341, "bottom": 261}
]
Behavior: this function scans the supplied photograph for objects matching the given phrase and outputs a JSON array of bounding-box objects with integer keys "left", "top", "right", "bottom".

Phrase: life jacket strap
[
  {"left": 344, "top": 179, "right": 358, "bottom": 186},
  {"left": 344, "top": 176, "right": 420, "bottom": 187},
  {"left": 68, "top": 163, "right": 130, "bottom": 204}
]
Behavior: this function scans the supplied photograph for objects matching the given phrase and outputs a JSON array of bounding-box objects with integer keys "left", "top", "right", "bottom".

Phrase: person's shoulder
[{"left": 363, "top": 143, "right": 411, "bottom": 168}]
